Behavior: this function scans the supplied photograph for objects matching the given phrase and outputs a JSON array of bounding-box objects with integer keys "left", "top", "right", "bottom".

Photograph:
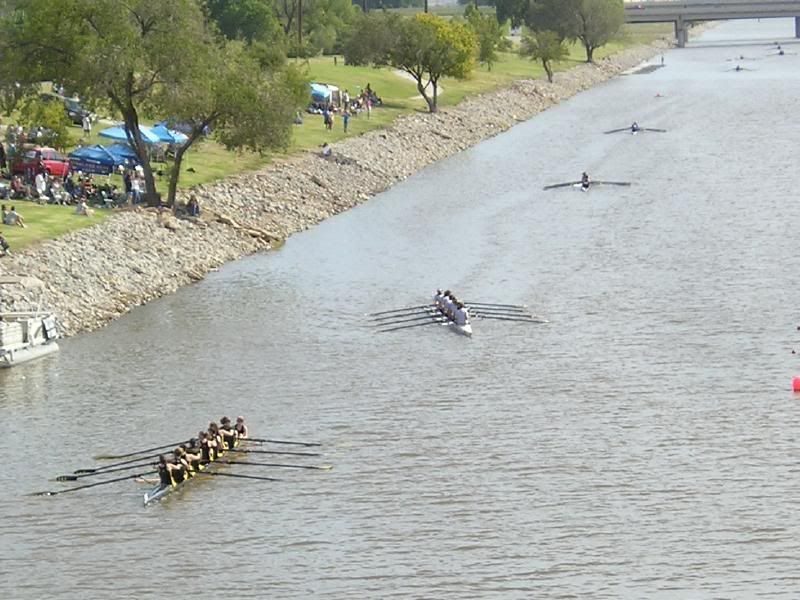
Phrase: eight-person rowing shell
[
  {"left": 543, "top": 174, "right": 631, "bottom": 191},
  {"left": 434, "top": 289, "right": 470, "bottom": 327},
  {"left": 143, "top": 416, "right": 250, "bottom": 487}
]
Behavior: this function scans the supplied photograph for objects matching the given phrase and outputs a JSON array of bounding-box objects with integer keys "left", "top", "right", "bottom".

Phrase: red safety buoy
[{"left": 793, "top": 376, "right": 800, "bottom": 392}]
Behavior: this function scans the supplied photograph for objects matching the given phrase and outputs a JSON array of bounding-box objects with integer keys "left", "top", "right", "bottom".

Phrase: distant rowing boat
[
  {"left": 143, "top": 439, "right": 244, "bottom": 506},
  {"left": 543, "top": 181, "right": 632, "bottom": 191}
]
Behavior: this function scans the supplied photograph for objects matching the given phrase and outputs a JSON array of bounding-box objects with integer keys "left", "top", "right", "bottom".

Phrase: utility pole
[
  {"left": 424, "top": 0, "right": 428, "bottom": 12},
  {"left": 363, "top": 0, "right": 368, "bottom": 13},
  {"left": 298, "top": 0, "right": 303, "bottom": 50}
]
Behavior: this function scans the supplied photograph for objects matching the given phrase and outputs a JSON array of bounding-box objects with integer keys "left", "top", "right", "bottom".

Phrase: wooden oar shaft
[
  {"left": 377, "top": 319, "right": 444, "bottom": 333},
  {"left": 94, "top": 440, "right": 190, "bottom": 461},
  {"left": 222, "top": 460, "right": 331, "bottom": 470},
  {"left": 247, "top": 437, "right": 322, "bottom": 447},
  {"left": 75, "top": 452, "right": 163, "bottom": 474},
  {"left": 372, "top": 310, "right": 432, "bottom": 322},
  {"left": 199, "top": 472, "right": 281, "bottom": 482},
  {"left": 32, "top": 470, "right": 157, "bottom": 496},
  {"left": 368, "top": 304, "right": 430, "bottom": 316},
  {"left": 372, "top": 314, "right": 437, "bottom": 326},
  {"left": 465, "top": 302, "right": 527, "bottom": 309},
  {"left": 61, "top": 460, "right": 155, "bottom": 481},
  {"left": 228, "top": 448, "right": 321, "bottom": 457}
]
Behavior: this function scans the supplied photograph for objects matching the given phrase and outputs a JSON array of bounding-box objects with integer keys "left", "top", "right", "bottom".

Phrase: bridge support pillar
[{"left": 675, "top": 17, "right": 688, "bottom": 48}]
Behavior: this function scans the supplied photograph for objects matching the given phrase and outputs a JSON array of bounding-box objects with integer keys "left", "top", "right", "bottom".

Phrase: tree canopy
[
  {"left": 519, "top": 29, "right": 567, "bottom": 82},
  {"left": 526, "top": 0, "right": 624, "bottom": 62},
  {"left": 3, "top": 0, "right": 306, "bottom": 207},
  {"left": 464, "top": 4, "right": 509, "bottom": 71},
  {"left": 344, "top": 13, "right": 477, "bottom": 113}
]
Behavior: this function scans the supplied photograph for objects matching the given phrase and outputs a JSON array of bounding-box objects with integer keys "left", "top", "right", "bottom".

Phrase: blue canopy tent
[
  {"left": 152, "top": 123, "right": 188, "bottom": 144},
  {"left": 105, "top": 143, "right": 140, "bottom": 166},
  {"left": 99, "top": 124, "right": 161, "bottom": 145},
  {"left": 310, "top": 82, "right": 332, "bottom": 103},
  {"left": 68, "top": 145, "right": 117, "bottom": 175}
]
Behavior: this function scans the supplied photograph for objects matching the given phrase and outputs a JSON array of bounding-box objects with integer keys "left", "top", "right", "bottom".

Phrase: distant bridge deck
[{"left": 625, "top": 1, "right": 800, "bottom": 46}]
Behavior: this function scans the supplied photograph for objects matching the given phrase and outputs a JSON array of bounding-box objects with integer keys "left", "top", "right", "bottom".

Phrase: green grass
[
  {"left": 1, "top": 199, "right": 110, "bottom": 250},
  {"left": 6, "top": 22, "right": 671, "bottom": 249}
]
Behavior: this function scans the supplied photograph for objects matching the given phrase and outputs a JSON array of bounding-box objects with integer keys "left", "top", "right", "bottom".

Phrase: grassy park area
[{"left": 2, "top": 22, "right": 670, "bottom": 251}]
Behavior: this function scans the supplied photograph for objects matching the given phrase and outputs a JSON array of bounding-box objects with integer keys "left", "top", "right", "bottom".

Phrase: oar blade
[{"left": 55, "top": 475, "right": 79, "bottom": 482}]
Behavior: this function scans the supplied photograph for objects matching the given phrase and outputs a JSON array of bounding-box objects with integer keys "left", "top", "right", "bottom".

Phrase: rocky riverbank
[{"left": 0, "top": 38, "right": 673, "bottom": 336}]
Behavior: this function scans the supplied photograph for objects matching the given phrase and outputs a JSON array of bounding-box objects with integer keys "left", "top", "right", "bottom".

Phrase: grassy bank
[
  {"left": 0, "top": 199, "right": 110, "bottom": 252},
  {"left": 8, "top": 22, "right": 670, "bottom": 250}
]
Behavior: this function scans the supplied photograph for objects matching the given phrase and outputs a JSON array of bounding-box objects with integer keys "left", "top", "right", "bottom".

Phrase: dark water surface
[{"left": 2, "top": 19, "right": 800, "bottom": 599}]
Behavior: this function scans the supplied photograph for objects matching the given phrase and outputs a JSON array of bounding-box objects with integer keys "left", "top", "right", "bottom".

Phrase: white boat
[
  {"left": 429, "top": 305, "right": 472, "bottom": 337},
  {"left": 0, "top": 276, "right": 61, "bottom": 368}
]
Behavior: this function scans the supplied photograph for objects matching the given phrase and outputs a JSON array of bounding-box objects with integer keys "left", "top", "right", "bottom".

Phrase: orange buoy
[{"left": 793, "top": 377, "right": 800, "bottom": 392}]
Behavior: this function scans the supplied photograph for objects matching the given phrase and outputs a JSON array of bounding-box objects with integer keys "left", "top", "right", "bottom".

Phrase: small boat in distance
[{"left": 0, "top": 275, "right": 61, "bottom": 368}]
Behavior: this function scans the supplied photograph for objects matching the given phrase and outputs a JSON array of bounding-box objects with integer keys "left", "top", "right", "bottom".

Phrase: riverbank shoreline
[{"left": 0, "top": 37, "right": 675, "bottom": 336}]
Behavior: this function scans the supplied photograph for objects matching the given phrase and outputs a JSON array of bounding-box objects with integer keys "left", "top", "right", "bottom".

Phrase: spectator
[
  {"left": 34, "top": 171, "right": 48, "bottom": 200},
  {"left": 130, "top": 174, "right": 142, "bottom": 204},
  {"left": 5, "top": 205, "right": 26, "bottom": 228},
  {"left": 0, "top": 141, "right": 6, "bottom": 171},
  {"left": 10, "top": 176, "right": 27, "bottom": 199},
  {"left": 343, "top": 110, "right": 350, "bottom": 134},
  {"left": 320, "top": 142, "right": 332, "bottom": 158},
  {"left": 75, "top": 200, "right": 93, "bottom": 217},
  {"left": 82, "top": 114, "right": 92, "bottom": 137},
  {"left": 1, "top": 204, "right": 8, "bottom": 222},
  {"left": 186, "top": 194, "right": 200, "bottom": 217},
  {"left": 343, "top": 89, "right": 350, "bottom": 109},
  {"left": 0, "top": 232, "right": 9, "bottom": 256},
  {"left": 322, "top": 105, "right": 331, "bottom": 130}
]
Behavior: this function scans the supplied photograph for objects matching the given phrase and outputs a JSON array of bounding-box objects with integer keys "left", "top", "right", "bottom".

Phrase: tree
[
  {"left": 527, "top": 0, "right": 623, "bottom": 62},
  {"left": 574, "top": 0, "right": 624, "bottom": 63},
  {"left": 156, "top": 42, "right": 307, "bottom": 207},
  {"left": 18, "top": 96, "right": 71, "bottom": 148},
  {"left": 3, "top": 0, "right": 214, "bottom": 205},
  {"left": 205, "top": 0, "right": 284, "bottom": 44},
  {"left": 519, "top": 29, "right": 567, "bottom": 82},
  {"left": 494, "top": 0, "right": 530, "bottom": 29},
  {"left": 464, "top": 5, "right": 508, "bottom": 71},
  {"left": 345, "top": 13, "right": 476, "bottom": 113}
]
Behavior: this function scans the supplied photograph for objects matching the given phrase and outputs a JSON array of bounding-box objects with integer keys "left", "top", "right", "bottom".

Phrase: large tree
[
  {"left": 156, "top": 42, "right": 307, "bottom": 207},
  {"left": 464, "top": 4, "right": 508, "bottom": 71},
  {"left": 345, "top": 13, "right": 477, "bottom": 113},
  {"left": 205, "top": 0, "right": 284, "bottom": 43},
  {"left": 4, "top": 0, "right": 211, "bottom": 205},
  {"left": 519, "top": 29, "right": 567, "bottom": 82},
  {"left": 494, "top": 0, "right": 530, "bottom": 29},
  {"left": 527, "top": 0, "right": 623, "bottom": 62}
]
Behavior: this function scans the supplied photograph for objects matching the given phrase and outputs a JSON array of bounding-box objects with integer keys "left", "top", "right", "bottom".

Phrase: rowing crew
[
  {"left": 433, "top": 289, "right": 470, "bottom": 326},
  {"left": 157, "top": 416, "right": 249, "bottom": 487},
  {"left": 581, "top": 172, "right": 591, "bottom": 189}
]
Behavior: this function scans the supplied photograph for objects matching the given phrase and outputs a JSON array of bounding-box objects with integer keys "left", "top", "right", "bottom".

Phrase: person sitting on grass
[
  {"left": 10, "top": 176, "right": 27, "bottom": 200},
  {"left": 5, "top": 205, "right": 26, "bottom": 227},
  {"left": 186, "top": 194, "right": 200, "bottom": 217},
  {"left": 0, "top": 232, "right": 10, "bottom": 256},
  {"left": 320, "top": 142, "right": 332, "bottom": 158},
  {"left": 75, "top": 199, "right": 93, "bottom": 217}
]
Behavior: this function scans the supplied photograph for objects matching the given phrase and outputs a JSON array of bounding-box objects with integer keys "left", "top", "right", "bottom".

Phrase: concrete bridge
[{"left": 625, "top": 0, "right": 800, "bottom": 47}]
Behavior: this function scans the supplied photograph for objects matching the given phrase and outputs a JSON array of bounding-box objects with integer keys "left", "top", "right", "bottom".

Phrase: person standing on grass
[
  {"left": 343, "top": 110, "right": 350, "bottom": 134},
  {"left": 82, "top": 114, "right": 91, "bottom": 137}
]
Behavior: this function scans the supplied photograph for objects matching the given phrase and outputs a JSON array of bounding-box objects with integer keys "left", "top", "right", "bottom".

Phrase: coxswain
[
  {"left": 735, "top": 65, "right": 743, "bottom": 72},
  {"left": 235, "top": 416, "right": 249, "bottom": 439},
  {"left": 631, "top": 121, "right": 640, "bottom": 133},
  {"left": 220, "top": 416, "right": 237, "bottom": 450},
  {"left": 581, "top": 172, "right": 591, "bottom": 190}
]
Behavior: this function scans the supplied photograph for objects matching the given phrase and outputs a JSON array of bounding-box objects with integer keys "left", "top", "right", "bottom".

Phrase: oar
[
  {"left": 595, "top": 181, "right": 631, "bottom": 187},
  {"left": 543, "top": 181, "right": 580, "bottom": 190},
  {"left": 471, "top": 308, "right": 531, "bottom": 316},
  {"left": 221, "top": 460, "right": 332, "bottom": 471},
  {"left": 371, "top": 309, "right": 433, "bottom": 322},
  {"left": 247, "top": 437, "right": 322, "bottom": 447},
  {"left": 74, "top": 452, "right": 164, "bottom": 474},
  {"left": 368, "top": 305, "right": 430, "bottom": 317},
  {"left": 94, "top": 440, "right": 190, "bottom": 460},
  {"left": 603, "top": 127, "right": 628, "bottom": 134},
  {"left": 643, "top": 128, "right": 666, "bottom": 133},
  {"left": 198, "top": 472, "right": 281, "bottom": 482},
  {"left": 478, "top": 315, "right": 549, "bottom": 323},
  {"left": 465, "top": 302, "right": 527, "bottom": 309},
  {"left": 30, "top": 471, "right": 157, "bottom": 496},
  {"left": 57, "top": 460, "right": 155, "bottom": 481},
  {"left": 372, "top": 314, "right": 437, "bottom": 326},
  {"left": 377, "top": 319, "right": 445, "bottom": 333},
  {"left": 227, "top": 448, "right": 321, "bottom": 457}
]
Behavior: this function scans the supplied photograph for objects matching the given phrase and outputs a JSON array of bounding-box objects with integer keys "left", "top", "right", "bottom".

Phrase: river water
[{"left": 2, "top": 19, "right": 800, "bottom": 599}]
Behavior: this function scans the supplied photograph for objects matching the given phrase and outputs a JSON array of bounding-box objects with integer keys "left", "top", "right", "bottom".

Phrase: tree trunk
[
  {"left": 543, "top": 60, "right": 553, "bottom": 83},
  {"left": 431, "top": 79, "right": 438, "bottom": 112},
  {"left": 121, "top": 108, "right": 158, "bottom": 206},
  {"left": 584, "top": 41, "right": 594, "bottom": 63},
  {"left": 166, "top": 128, "right": 205, "bottom": 212},
  {"left": 416, "top": 78, "right": 435, "bottom": 113}
]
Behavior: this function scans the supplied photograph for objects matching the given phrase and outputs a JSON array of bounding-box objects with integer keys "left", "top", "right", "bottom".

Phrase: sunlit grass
[{"left": 0, "top": 199, "right": 110, "bottom": 251}]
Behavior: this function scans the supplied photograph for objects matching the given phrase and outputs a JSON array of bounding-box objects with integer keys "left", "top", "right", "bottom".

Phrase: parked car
[
  {"left": 11, "top": 146, "right": 71, "bottom": 178},
  {"left": 38, "top": 93, "right": 96, "bottom": 126}
]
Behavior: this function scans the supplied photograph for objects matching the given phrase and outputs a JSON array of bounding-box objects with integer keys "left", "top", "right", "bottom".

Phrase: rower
[
  {"left": 208, "top": 422, "right": 224, "bottom": 459},
  {"left": 173, "top": 447, "right": 195, "bottom": 478},
  {"left": 235, "top": 416, "right": 249, "bottom": 439},
  {"left": 220, "top": 416, "right": 237, "bottom": 450},
  {"left": 433, "top": 289, "right": 444, "bottom": 309},
  {"left": 180, "top": 443, "right": 203, "bottom": 471},
  {"left": 581, "top": 172, "right": 591, "bottom": 190},
  {"left": 195, "top": 430, "right": 213, "bottom": 464},
  {"left": 631, "top": 121, "right": 640, "bottom": 133},
  {"left": 454, "top": 302, "right": 470, "bottom": 326},
  {"left": 157, "top": 453, "right": 187, "bottom": 486}
]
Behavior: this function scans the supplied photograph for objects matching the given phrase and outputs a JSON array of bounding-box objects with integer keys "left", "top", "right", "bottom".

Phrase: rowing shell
[
  {"left": 143, "top": 438, "right": 244, "bottom": 506},
  {"left": 430, "top": 306, "right": 472, "bottom": 337}
]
